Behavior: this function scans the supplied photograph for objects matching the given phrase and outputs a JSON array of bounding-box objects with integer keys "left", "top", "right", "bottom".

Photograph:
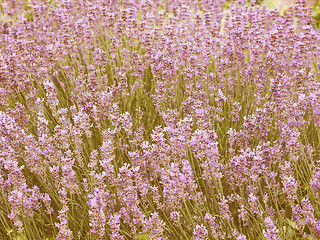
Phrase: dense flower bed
[{"left": 0, "top": 0, "right": 320, "bottom": 239}]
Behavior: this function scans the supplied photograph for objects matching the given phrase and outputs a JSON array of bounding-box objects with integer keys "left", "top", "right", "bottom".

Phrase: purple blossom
[
  {"left": 193, "top": 224, "right": 208, "bottom": 240},
  {"left": 1, "top": 0, "right": 320, "bottom": 239},
  {"left": 263, "top": 217, "right": 280, "bottom": 240}
]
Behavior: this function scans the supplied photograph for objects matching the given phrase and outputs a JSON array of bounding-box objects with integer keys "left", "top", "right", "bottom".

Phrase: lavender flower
[
  {"left": 1, "top": 0, "right": 320, "bottom": 239},
  {"left": 263, "top": 217, "right": 280, "bottom": 240}
]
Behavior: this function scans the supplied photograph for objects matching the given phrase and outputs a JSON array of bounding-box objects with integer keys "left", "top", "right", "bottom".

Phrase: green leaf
[
  {"left": 306, "top": 235, "right": 318, "bottom": 240},
  {"left": 13, "top": 235, "right": 27, "bottom": 240},
  {"left": 286, "top": 218, "right": 298, "bottom": 230},
  {"left": 136, "top": 233, "right": 150, "bottom": 240}
]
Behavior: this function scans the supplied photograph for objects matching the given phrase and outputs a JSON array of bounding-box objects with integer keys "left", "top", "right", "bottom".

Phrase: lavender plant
[{"left": 0, "top": 0, "right": 320, "bottom": 239}]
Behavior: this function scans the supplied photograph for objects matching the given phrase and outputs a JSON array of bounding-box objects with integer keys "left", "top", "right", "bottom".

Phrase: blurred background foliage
[
  {"left": 261, "top": 0, "right": 320, "bottom": 28},
  {"left": 224, "top": 0, "right": 320, "bottom": 28},
  {"left": 313, "top": 1, "right": 320, "bottom": 28},
  {"left": 1, "top": 0, "right": 320, "bottom": 28}
]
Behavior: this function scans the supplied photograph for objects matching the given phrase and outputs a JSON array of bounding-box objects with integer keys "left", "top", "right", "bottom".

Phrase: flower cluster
[{"left": 0, "top": 0, "right": 320, "bottom": 239}]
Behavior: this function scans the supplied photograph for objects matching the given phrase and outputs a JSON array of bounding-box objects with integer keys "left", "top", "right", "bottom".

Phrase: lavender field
[{"left": 1, "top": 0, "right": 320, "bottom": 239}]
